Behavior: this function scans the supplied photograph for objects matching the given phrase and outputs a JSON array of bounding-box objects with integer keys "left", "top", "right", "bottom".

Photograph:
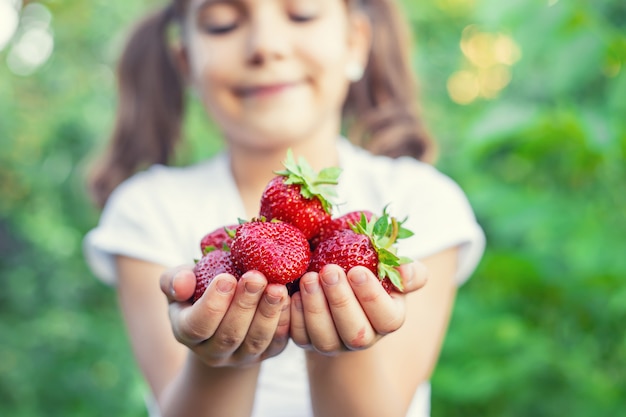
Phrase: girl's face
[{"left": 181, "top": 0, "right": 369, "bottom": 150}]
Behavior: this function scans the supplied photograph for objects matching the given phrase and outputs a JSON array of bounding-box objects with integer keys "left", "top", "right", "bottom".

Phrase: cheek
[
  {"left": 188, "top": 39, "right": 241, "bottom": 115},
  {"left": 297, "top": 19, "right": 352, "bottom": 90},
  {"left": 188, "top": 38, "right": 231, "bottom": 88},
  {"left": 310, "top": 43, "right": 348, "bottom": 75},
  {"left": 304, "top": 41, "right": 351, "bottom": 109}
]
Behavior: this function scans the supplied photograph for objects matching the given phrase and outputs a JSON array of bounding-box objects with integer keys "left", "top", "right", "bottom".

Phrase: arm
[
  {"left": 291, "top": 247, "right": 458, "bottom": 417},
  {"left": 115, "top": 256, "right": 290, "bottom": 417}
]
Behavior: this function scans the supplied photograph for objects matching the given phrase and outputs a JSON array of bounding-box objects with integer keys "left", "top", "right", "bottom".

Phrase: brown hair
[
  {"left": 88, "top": 5, "right": 183, "bottom": 208},
  {"left": 343, "top": 0, "right": 436, "bottom": 162},
  {"left": 89, "top": 0, "right": 435, "bottom": 208}
]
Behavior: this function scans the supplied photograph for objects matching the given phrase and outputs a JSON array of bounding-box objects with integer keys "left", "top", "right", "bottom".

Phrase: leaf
[
  {"left": 316, "top": 167, "right": 342, "bottom": 184},
  {"left": 373, "top": 215, "right": 389, "bottom": 236},
  {"left": 378, "top": 248, "right": 401, "bottom": 266},
  {"left": 276, "top": 149, "right": 342, "bottom": 213},
  {"left": 397, "top": 227, "right": 415, "bottom": 239},
  {"left": 202, "top": 246, "right": 218, "bottom": 255},
  {"left": 379, "top": 264, "right": 404, "bottom": 292},
  {"left": 398, "top": 256, "right": 413, "bottom": 265}
]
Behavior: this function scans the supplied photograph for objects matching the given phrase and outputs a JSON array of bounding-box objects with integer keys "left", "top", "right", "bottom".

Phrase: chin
[
  {"left": 245, "top": 115, "right": 318, "bottom": 138},
  {"left": 234, "top": 126, "right": 317, "bottom": 150}
]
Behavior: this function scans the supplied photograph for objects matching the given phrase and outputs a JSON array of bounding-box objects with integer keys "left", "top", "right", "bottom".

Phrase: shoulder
[
  {"left": 84, "top": 155, "right": 230, "bottom": 285},
  {"left": 338, "top": 139, "right": 485, "bottom": 284},
  {"left": 338, "top": 139, "right": 468, "bottom": 210}
]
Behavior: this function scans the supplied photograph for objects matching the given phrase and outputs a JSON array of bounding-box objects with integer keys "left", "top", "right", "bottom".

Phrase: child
[{"left": 83, "top": 0, "right": 485, "bottom": 416}]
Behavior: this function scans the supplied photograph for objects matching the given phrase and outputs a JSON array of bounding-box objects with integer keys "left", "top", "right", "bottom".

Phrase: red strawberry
[
  {"left": 230, "top": 219, "right": 311, "bottom": 285},
  {"left": 308, "top": 209, "right": 414, "bottom": 293},
  {"left": 310, "top": 229, "right": 378, "bottom": 276},
  {"left": 259, "top": 150, "right": 341, "bottom": 240},
  {"left": 310, "top": 210, "right": 374, "bottom": 249},
  {"left": 192, "top": 249, "right": 241, "bottom": 303},
  {"left": 200, "top": 224, "right": 238, "bottom": 253}
]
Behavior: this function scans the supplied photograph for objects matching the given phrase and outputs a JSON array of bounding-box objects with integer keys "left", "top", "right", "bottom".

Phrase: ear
[
  {"left": 171, "top": 43, "right": 191, "bottom": 84},
  {"left": 346, "top": 11, "right": 372, "bottom": 76}
]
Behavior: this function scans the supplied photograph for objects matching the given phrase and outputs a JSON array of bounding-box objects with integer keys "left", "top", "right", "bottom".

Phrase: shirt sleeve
[
  {"left": 392, "top": 162, "right": 485, "bottom": 286},
  {"left": 82, "top": 167, "right": 189, "bottom": 286}
]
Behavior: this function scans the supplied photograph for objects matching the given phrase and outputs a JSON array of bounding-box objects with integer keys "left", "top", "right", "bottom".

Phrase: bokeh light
[
  {"left": 0, "top": 0, "right": 21, "bottom": 51},
  {"left": 448, "top": 25, "right": 522, "bottom": 105},
  {"left": 447, "top": 70, "right": 480, "bottom": 105},
  {"left": 4, "top": 1, "right": 54, "bottom": 76}
]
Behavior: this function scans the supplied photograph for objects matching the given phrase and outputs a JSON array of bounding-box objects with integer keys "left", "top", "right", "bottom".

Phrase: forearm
[
  {"left": 306, "top": 348, "right": 414, "bottom": 417},
  {"left": 305, "top": 249, "right": 459, "bottom": 417},
  {"left": 159, "top": 351, "right": 261, "bottom": 417}
]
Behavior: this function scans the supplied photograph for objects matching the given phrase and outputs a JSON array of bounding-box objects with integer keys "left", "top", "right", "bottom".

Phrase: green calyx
[
  {"left": 351, "top": 206, "right": 415, "bottom": 292},
  {"left": 201, "top": 243, "right": 231, "bottom": 256},
  {"left": 275, "top": 149, "right": 342, "bottom": 214},
  {"left": 201, "top": 225, "right": 237, "bottom": 256}
]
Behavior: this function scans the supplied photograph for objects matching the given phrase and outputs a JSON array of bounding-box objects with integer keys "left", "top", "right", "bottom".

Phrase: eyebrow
[
  {"left": 195, "top": 0, "right": 238, "bottom": 10},
  {"left": 193, "top": 0, "right": 250, "bottom": 22}
]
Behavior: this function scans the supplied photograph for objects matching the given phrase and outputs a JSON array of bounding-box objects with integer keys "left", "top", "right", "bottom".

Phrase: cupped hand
[
  {"left": 290, "top": 261, "right": 428, "bottom": 355},
  {"left": 160, "top": 266, "right": 290, "bottom": 367}
]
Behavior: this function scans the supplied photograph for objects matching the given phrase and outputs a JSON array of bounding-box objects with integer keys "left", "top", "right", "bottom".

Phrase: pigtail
[
  {"left": 89, "top": 5, "right": 184, "bottom": 208},
  {"left": 344, "top": 0, "right": 436, "bottom": 163}
]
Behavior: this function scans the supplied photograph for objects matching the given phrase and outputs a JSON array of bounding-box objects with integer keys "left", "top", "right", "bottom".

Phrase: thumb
[
  {"left": 399, "top": 261, "right": 429, "bottom": 293},
  {"left": 160, "top": 265, "right": 197, "bottom": 302}
]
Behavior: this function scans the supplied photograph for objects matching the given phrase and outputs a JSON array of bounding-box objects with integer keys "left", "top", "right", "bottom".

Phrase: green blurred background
[{"left": 1, "top": 0, "right": 624, "bottom": 415}]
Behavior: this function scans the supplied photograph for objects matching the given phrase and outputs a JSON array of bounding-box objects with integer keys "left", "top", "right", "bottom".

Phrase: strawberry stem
[
  {"left": 351, "top": 206, "right": 415, "bottom": 292},
  {"left": 387, "top": 217, "right": 399, "bottom": 250},
  {"left": 275, "top": 149, "right": 342, "bottom": 214}
]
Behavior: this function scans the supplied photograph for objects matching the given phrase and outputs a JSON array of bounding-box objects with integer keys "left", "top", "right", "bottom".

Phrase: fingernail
[
  {"left": 245, "top": 281, "right": 264, "bottom": 294},
  {"left": 293, "top": 295, "right": 303, "bottom": 311},
  {"left": 350, "top": 270, "right": 367, "bottom": 285},
  {"left": 321, "top": 269, "right": 339, "bottom": 286},
  {"left": 265, "top": 293, "right": 282, "bottom": 305},
  {"left": 216, "top": 279, "right": 235, "bottom": 294},
  {"left": 303, "top": 279, "right": 320, "bottom": 294},
  {"left": 405, "top": 265, "right": 415, "bottom": 286},
  {"left": 171, "top": 272, "right": 182, "bottom": 297}
]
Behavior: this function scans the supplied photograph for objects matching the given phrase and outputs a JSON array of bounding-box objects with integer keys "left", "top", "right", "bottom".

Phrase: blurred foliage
[{"left": 0, "top": 0, "right": 624, "bottom": 416}]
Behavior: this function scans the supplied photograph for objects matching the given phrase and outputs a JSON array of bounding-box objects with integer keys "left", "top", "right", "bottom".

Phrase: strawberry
[
  {"left": 259, "top": 149, "right": 341, "bottom": 240},
  {"left": 200, "top": 224, "right": 239, "bottom": 254},
  {"left": 192, "top": 249, "right": 241, "bottom": 303},
  {"left": 309, "top": 210, "right": 374, "bottom": 249},
  {"left": 199, "top": 224, "right": 238, "bottom": 253},
  {"left": 230, "top": 219, "right": 311, "bottom": 285},
  {"left": 308, "top": 209, "right": 414, "bottom": 293}
]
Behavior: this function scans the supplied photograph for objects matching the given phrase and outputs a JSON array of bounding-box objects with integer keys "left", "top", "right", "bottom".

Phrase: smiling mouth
[{"left": 233, "top": 82, "right": 301, "bottom": 98}]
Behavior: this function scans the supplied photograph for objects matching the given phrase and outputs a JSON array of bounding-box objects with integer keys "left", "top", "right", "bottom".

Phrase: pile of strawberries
[{"left": 191, "top": 151, "right": 413, "bottom": 303}]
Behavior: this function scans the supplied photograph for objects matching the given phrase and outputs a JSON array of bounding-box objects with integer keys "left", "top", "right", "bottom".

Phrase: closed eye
[
  {"left": 197, "top": 1, "right": 242, "bottom": 36},
  {"left": 203, "top": 23, "right": 239, "bottom": 35},
  {"left": 289, "top": 13, "right": 317, "bottom": 23}
]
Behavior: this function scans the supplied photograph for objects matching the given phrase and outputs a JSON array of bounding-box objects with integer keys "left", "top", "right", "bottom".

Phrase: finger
[
  {"left": 347, "top": 266, "right": 405, "bottom": 335},
  {"left": 237, "top": 284, "right": 289, "bottom": 359},
  {"left": 262, "top": 290, "right": 292, "bottom": 359},
  {"left": 299, "top": 272, "right": 343, "bottom": 354},
  {"left": 208, "top": 271, "right": 267, "bottom": 357},
  {"left": 289, "top": 291, "right": 311, "bottom": 348},
  {"left": 172, "top": 273, "right": 237, "bottom": 345},
  {"left": 397, "top": 261, "right": 429, "bottom": 294},
  {"left": 160, "top": 265, "right": 196, "bottom": 302},
  {"left": 319, "top": 265, "right": 377, "bottom": 350}
]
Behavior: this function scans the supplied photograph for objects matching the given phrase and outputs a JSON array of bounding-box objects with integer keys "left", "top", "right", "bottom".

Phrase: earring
[{"left": 345, "top": 62, "right": 364, "bottom": 82}]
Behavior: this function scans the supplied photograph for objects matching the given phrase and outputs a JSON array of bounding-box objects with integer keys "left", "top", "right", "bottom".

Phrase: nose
[{"left": 245, "top": 8, "right": 289, "bottom": 66}]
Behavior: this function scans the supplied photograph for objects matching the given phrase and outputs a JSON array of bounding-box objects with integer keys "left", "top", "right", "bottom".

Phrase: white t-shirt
[{"left": 83, "top": 139, "right": 485, "bottom": 417}]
